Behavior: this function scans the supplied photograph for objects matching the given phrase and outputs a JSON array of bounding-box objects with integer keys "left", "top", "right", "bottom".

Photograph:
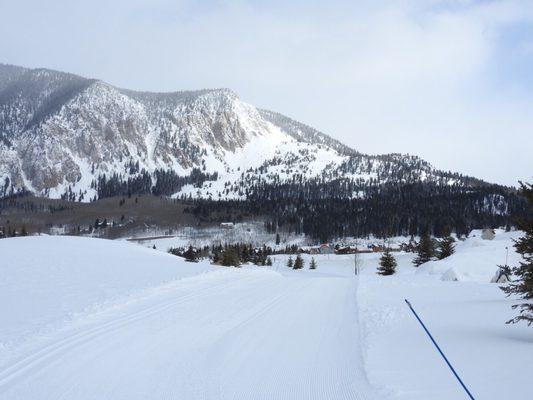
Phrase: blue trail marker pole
[{"left": 404, "top": 299, "right": 476, "bottom": 400}]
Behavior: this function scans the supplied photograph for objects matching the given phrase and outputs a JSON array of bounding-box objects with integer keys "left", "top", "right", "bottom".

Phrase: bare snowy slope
[
  {"left": 1, "top": 234, "right": 531, "bottom": 399},
  {"left": 0, "top": 63, "right": 488, "bottom": 202},
  {"left": 0, "top": 236, "right": 214, "bottom": 347},
  {"left": 0, "top": 236, "right": 381, "bottom": 400}
]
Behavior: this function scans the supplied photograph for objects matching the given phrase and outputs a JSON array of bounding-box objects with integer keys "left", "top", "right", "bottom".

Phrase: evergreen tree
[
  {"left": 310, "top": 257, "right": 317, "bottom": 270},
  {"left": 287, "top": 256, "right": 294, "bottom": 269},
  {"left": 501, "top": 182, "right": 533, "bottom": 325},
  {"left": 275, "top": 233, "right": 280, "bottom": 245},
  {"left": 294, "top": 254, "right": 304, "bottom": 269},
  {"left": 241, "top": 245, "right": 250, "bottom": 263},
  {"left": 222, "top": 247, "right": 240, "bottom": 267},
  {"left": 413, "top": 232, "right": 434, "bottom": 267},
  {"left": 183, "top": 246, "right": 198, "bottom": 262},
  {"left": 377, "top": 249, "right": 397, "bottom": 275},
  {"left": 437, "top": 230, "right": 455, "bottom": 260},
  {"left": 21, "top": 225, "right": 28, "bottom": 236},
  {"left": 212, "top": 250, "right": 221, "bottom": 264},
  {"left": 266, "top": 257, "right": 273, "bottom": 266}
]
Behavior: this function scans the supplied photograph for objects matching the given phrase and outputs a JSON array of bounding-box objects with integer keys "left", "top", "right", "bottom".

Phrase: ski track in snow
[{"left": 0, "top": 268, "right": 381, "bottom": 400}]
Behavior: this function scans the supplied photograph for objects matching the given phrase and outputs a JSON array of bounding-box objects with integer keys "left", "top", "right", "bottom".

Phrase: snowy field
[
  {"left": 0, "top": 232, "right": 531, "bottom": 399},
  {"left": 123, "top": 225, "right": 421, "bottom": 253},
  {"left": 354, "top": 232, "right": 531, "bottom": 400}
]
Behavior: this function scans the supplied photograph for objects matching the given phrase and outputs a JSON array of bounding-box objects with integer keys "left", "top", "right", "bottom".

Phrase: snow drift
[
  {"left": 416, "top": 230, "right": 522, "bottom": 282},
  {"left": 0, "top": 235, "right": 213, "bottom": 347}
]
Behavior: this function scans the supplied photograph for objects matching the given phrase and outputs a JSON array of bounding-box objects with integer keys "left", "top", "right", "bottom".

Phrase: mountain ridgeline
[{"left": 0, "top": 64, "right": 525, "bottom": 239}]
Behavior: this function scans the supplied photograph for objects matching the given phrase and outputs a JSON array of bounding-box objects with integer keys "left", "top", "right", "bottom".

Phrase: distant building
[
  {"left": 481, "top": 229, "right": 496, "bottom": 240},
  {"left": 319, "top": 244, "right": 334, "bottom": 254},
  {"left": 335, "top": 246, "right": 357, "bottom": 254},
  {"left": 370, "top": 244, "right": 383, "bottom": 253},
  {"left": 220, "top": 222, "right": 234, "bottom": 229}
]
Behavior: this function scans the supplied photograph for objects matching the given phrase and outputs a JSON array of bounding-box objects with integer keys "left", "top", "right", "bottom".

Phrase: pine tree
[
  {"left": 437, "top": 230, "right": 455, "bottom": 260},
  {"left": 241, "top": 246, "right": 250, "bottom": 263},
  {"left": 413, "top": 232, "right": 434, "bottom": 267},
  {"left": 266, "top": 257, "right": 273, "bottom": 266},
  {"left": 377, "top": 249, "right": 397, "bottom": 275},
  {"left": 294, "top": 254, "right": 304, "bottom": 269},
  {"left": 222, "top": 247, "right": 240, "bottom": 267},
  {"left": 212, "top": 250, "right": 221, "bottom": 264},
  {"left": 183, "top": 245, "right": 198, "bottom": 262},
  {"left": 287, "top": 256, "right": 294, "bottom": 268},
  {"left": 275, "top": 233, "right": 280, "bottom": 245},
  {"left": 501, "top": 182, "right": 533, "bottom": 325},
  {"left": 310, "top": 257, "right": 317, "bottom": 270}
]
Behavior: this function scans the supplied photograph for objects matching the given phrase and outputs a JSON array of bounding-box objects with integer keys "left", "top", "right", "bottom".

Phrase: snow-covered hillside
[
  {"left": 416, "top": 229, "right": 522, "bottom": 282},
  {"left": 0, "top": 63, "right": 491, "bottom": 202},
  {"left": 0, "top": 64, "right": 297, "bottom": 199},
  {"left": 1, "top": 232, "right": 531, "bottom": 399}
]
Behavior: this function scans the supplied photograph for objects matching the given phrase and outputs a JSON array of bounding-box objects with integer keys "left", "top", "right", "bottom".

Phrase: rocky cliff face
[
  {"left": 0, "top": 65, "right": 295, "bottom": 197},
  {"left": 0, "top": 64, "right": 488, "bottom": 201}
]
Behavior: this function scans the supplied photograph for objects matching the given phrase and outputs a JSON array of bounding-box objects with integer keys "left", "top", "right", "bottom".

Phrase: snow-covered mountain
[{"left": 0, "top": 64, "right": 494, "bottom": 201}]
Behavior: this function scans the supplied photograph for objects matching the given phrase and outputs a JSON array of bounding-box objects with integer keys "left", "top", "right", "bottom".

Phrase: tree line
[
  {"left": 188, "top": 181, "right": 525, "bottom": 241},
  {"left": 89, "top": 167, "right": 218, "bottom": 200}
]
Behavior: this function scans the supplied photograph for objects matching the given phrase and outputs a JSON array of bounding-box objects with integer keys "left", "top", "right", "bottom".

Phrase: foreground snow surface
[
  {"left": 1, "top": 233, "right": 532, "bottom": 399},
  {"left": 0, "top": 236, "right": 214, "bottom": 347},
  {"left": 0, "top": 236, "right": 379, "bottom": 400}
]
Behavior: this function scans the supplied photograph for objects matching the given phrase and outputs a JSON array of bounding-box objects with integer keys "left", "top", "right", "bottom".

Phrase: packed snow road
[{"left": 0, "top": 267, "right": 379, "bottom": 400}]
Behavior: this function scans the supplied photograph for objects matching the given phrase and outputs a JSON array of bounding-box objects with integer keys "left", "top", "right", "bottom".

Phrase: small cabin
[
  {"left": 370, "top": 244, "right": 383, "bottom": 253},
  {"left": 220, "top": 222, "right": 235, "bottom": 230},
  {"left": 319, "top": 244, "right": 334, "bottom": 254},
  {"left": 336, "top": 246, "right": 357, "bottom": 255}
]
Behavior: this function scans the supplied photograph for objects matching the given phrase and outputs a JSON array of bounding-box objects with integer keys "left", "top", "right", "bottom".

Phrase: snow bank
[
  {"left": 417, "top": 231, "right": 522, "bottom": 282},
  {"left": 355, "top": 232, "right": 532, "bottom": 400},
  {"left": 357, "top": 272, "right": 532, "bottom": 400},
  {"left": 0, "top": 236, "right": 213, "bottom": 347}
]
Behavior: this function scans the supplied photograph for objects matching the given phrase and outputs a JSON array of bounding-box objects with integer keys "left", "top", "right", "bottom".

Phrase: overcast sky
[{"left": 1, "top": 0, "right": 532, "bottom": 186}]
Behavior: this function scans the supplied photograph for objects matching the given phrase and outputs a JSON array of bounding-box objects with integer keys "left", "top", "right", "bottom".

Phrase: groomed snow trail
[{"left": 0, "top": 268, "right": 380, "bottom": 400}]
